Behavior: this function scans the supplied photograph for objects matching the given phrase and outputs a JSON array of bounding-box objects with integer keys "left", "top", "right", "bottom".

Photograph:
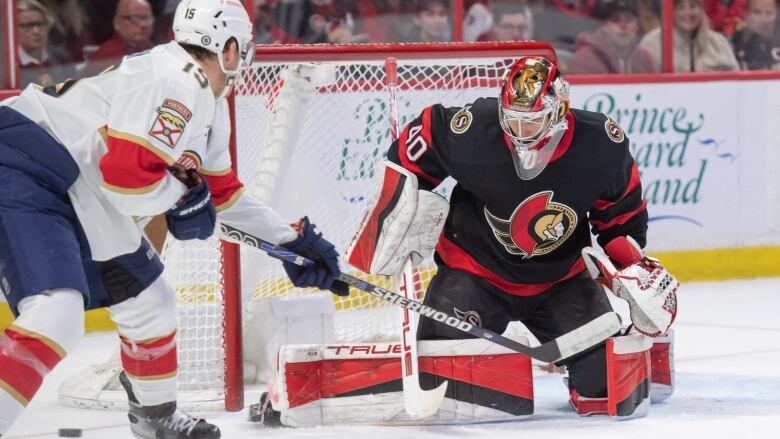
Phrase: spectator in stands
[
  {"left": 16, "top": 0, "right": 75, "bottom": 87},
  {"left": 477, "top": 1, "right": 534, "bottom": 41},
  {"left": 533, "top": 0, "right": 600, "bottom": 55},
  {"left": 399, "top": 0, "right": 451, "bottom": 42},
  {"left": 39, "top": 0, "right": 89, "bottom": 62},
  {"left": 636, "top": 0, "right": 661, "bottom": 33},
  {"left": 254, "top": 0, "right": 275, "bottom": 44},
  {"left": 568, "top": 0, "right": 657, "bottom": 74},
  {"left": 639, "top": 0, "right": 739, "bottom": 71},
  {"left": 83, "top": 0, "right": 155, "bottom": 77},
  {"left": 732, "top": 0, "right": 780, "bottom": 70}
]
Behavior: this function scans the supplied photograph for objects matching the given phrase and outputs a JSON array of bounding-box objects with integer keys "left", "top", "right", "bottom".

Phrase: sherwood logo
[{"left": 362, "top": 284, "right": 475, "bottom": 332}]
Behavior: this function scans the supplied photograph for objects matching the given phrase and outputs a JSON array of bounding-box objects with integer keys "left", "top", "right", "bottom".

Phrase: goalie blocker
[
  {"left": 347, "top": 161, "right": 449, "bottom": 276},
  {"left": 257, "top": 332, "right": 675, "bottom": 426}
]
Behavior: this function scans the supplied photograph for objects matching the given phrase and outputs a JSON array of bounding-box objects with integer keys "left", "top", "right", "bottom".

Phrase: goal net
[{"left": 58, "top": 41, "right": 556, "bottom": 412}]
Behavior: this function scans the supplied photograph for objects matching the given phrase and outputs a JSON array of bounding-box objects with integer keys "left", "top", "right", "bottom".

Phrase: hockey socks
[
  {"left": 119, "top": 331, "right": 179, "bottom": 406},
  {"left": 0, "top": 326, "right": 66, "bottom": 434},
  {"left": 0, "top": 290, "right": 84, "bottom": 435}
]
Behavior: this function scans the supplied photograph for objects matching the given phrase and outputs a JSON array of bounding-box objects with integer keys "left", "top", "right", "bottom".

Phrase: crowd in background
[{"left": 10, "top": 0, "right": 780, "bottom": 88}]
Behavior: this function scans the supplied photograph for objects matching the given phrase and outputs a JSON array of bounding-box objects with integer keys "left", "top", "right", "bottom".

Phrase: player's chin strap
[{"left": 218, "top": 222, "right": 622, "bottom": 363}]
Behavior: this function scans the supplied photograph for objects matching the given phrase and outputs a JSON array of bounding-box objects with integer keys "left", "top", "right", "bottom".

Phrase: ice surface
[{"left": 5, "top": 278, "right": 780, "bottom": 439}]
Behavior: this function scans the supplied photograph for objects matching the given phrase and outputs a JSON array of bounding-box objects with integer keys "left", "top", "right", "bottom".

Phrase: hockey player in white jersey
[{"left": 0, "top": 1, "right": 346, "bottom": 438}]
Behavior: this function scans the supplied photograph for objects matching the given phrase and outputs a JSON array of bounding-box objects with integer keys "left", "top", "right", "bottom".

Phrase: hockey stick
[
  {"left": 218, "top": 222, "right": 622, "bottom": 363},
  {"left": 385, "top": 57, "right": 448, "bottom": 418}
]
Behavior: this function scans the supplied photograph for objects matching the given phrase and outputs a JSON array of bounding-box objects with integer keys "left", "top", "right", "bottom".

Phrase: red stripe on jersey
[
  {"left": 347, "top": 167, "right": 404, "bottom": 272},
  {"left": 100, "top": 135, "right": 168, "bottom": 190},
  {"left": 593, "top": 163, "right": 641, "bottom": 211},
  {"left": 120, "top": 332, "right": 177, "bottom": 380},
  {"left": 202, "top": 170, "right": 244, "bottom": 208},
  {"left": 436, "top": 236, "right": 586, "bottom": 296},
  {"left": 589, "top": 201, "right": 648, "bottom": 231},
  {"left": 397, "top": 107, "right": 442, "bottom": 186}
]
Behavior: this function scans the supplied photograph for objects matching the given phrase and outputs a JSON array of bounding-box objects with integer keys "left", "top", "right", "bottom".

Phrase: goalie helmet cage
[{"left": 57, "top": 41, "right": 556, "bottom": 413}]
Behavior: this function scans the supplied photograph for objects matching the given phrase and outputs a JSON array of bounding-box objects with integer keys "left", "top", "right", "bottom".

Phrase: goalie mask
[
  {"left": 498, "top": 56, "right": 570, "bottom": 180},
  {"left": 173, "top": 0, "right": 255, "bottom": 98}
]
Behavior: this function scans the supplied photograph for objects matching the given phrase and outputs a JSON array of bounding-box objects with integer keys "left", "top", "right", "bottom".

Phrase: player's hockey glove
[
  {"left": 280, "top": 217, "right": 350, "bottom": 296},
  {"left": 165, "top": 166, "right": 217, "bottom": 241},
  {"left": 582, "top": 236, "right": 679, "bottom": 337}
]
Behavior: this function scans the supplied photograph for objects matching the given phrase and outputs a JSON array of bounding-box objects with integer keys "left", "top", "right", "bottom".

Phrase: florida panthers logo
[{"left": 484, "top": 191, "right": 577, "bottom": 258}]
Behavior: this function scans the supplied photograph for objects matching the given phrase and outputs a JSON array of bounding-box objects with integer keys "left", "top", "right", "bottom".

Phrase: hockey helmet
[
  {"left": 498, "top": 56, "right": 570, "bottom": 180},
  {"left": 173, "top": 0, "right": 255, "bottom": 89}
]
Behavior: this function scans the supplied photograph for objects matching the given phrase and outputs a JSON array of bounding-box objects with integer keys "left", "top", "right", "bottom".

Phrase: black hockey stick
[{"left": 219, "top": 223, "right": 621, "bottom": 363}]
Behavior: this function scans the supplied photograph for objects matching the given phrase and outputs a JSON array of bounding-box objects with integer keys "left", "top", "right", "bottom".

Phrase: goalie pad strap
[
  {"left": 347, "top": 161, "right": 448, "bottom": 275},
  {"left": 270, "top": 338, "right": 533, "bottom": 426}
]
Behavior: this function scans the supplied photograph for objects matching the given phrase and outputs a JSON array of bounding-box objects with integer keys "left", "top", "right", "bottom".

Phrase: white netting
[{"left": 59, "top": 43, "right": 552, "bottom": 411}]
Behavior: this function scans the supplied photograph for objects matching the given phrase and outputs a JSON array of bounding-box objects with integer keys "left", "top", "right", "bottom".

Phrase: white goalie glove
[{"left": 582, "top": 237, "right": 679, "bottom": 337}]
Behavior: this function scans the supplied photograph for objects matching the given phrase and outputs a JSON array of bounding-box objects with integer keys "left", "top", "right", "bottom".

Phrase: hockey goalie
[{"left": 257, "top": 56, "right": 679, "bottom": 427}]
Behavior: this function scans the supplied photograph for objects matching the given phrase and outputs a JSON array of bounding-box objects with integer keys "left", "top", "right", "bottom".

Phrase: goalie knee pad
[
  {"left": 267, "top": 338, "right": 534, "bottom": 427},
  {"left": 568, "top": 333, "right": 651, "bottom": 417}
]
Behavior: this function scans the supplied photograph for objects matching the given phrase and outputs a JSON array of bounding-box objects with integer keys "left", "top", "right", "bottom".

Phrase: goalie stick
[
  {"left": 218, "top": 222, "right": 622, "bottom": 363},
  {"left": 386, "top": 57, "right": 448, "bottom": 418}
]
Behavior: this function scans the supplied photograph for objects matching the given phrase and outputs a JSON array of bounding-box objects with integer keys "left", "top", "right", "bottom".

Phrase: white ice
[{"left": 5, "top": 277, "right": 780, "bottom": 439}]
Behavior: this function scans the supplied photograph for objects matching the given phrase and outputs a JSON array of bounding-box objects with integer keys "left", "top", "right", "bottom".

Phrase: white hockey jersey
[{"left": 2, "top": 41, "right": 297, "bottom": 260}]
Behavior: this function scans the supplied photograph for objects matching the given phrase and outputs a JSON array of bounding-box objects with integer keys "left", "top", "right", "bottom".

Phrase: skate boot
[{"left": 120, "top": 371, "right": 220, "bottom": 439}]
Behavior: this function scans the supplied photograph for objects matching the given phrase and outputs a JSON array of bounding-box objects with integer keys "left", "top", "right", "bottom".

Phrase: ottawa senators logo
[
  {"left": 484, "top": 191, "right": 577, "bottom": 258},
  {"left": 605, "top": 117, "right": 625, "bottom": 143},
  {"left": 450, "top": 105, "right": 473, "bottom": 134}
]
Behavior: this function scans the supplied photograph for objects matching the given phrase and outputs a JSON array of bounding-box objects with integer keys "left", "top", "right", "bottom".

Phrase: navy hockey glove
[
  {"left": 165, "top": 167, "right": 217, "bottom": 241},
  {"left": 280, "top": 217, "right": 350, "bottom": 296}
]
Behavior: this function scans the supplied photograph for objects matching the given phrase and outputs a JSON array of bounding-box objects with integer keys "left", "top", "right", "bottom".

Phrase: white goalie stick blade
[{"left": 400, "top": 259, "right": 448, "bottom": 418}]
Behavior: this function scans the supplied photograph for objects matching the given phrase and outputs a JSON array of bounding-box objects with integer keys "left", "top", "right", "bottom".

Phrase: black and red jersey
[{"left": 387, "top": 97, "right": 647, "bottom": 296}]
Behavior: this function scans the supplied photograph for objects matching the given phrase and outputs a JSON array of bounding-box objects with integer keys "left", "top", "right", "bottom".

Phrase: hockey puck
[{"left": 58, "top": 428, "right": 82, "bottom": 437}]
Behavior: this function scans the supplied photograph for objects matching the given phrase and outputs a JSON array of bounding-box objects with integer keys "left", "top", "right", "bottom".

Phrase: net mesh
[
  {"left": 59, "top": 44, "right": 550, "bottom": 411},
  {"left": 167, "top": 55, "right": 520, "bottom": 404}
]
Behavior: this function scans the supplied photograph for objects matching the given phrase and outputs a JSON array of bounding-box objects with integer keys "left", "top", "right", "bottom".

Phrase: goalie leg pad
[
  {"left": 268, "top": 338, "right": 533, "bottom": 427},
  {"left": 346, "top": 161, "right": 448, "bottom": 276},
  {"left": 649, "top": 329, "right": 675, "bottom": 403},
  {"left": 606, "top": 333, "right": 652, "bottom": 417},
  {"left": 568, "top": 334, "right": 652, "bottom": 417}
]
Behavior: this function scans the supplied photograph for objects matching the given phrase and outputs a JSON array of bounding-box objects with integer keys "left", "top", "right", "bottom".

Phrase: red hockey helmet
[{"left": 498, "top": 56, "right": 570, "bottom": 179}]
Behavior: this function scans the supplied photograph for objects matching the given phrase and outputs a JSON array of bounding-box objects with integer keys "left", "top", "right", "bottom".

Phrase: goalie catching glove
[
  {"left": 346, "top": 161, "right": 449, "bottom": 276},
  {"left": 280, "top": 217, "right": 349, "bottom": 296},
  {"left": 582, "top": 236, "right": 679, "bottom": 337}
]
